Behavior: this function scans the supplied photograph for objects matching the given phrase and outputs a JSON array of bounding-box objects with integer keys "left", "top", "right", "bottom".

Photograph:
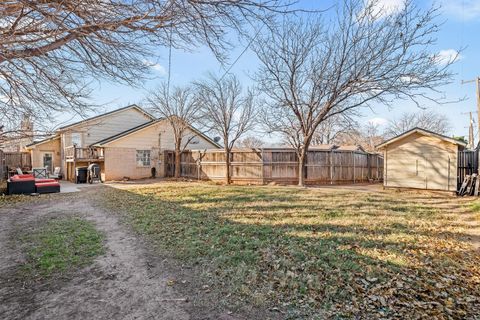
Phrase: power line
[{"left": 219, "top": 25, "right": 264, "bottom": 82}]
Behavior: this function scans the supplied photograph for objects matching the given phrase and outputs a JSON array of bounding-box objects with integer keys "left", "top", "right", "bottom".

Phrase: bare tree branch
[
  {"left": 146, "top": 82, "right": 200, "bottom": 178},
  {"left": 384, "top": 110, "right": 452, "bottom": 138},
  {"left": 0, "top": 0, "right": 292, "bottom": 135},
  {"left": 237, "top": 135, "right": 265, "bottom": 148},
  {"left": 253, "top": 0, "right": 456, "bottom": 186},
  {"left": 194, "top": 73, "right": 257, "bottom": 184}
]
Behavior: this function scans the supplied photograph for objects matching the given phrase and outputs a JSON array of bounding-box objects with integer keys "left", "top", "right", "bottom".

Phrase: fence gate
[
  {"left": 165, "top": 151, "right": 175, "bottom": 177},
  {"left": 457, "top": 148, "right": 479, "bottom": 189}
]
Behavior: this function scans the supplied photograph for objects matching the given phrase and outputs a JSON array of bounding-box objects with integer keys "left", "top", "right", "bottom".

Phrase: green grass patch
[
  {"left": 470, "top": 200, "right": 480, "bottom": 212},
  {"left": 21, "top": 217, "right": 104, "bottom": 278},
  {"left": 100, "top": 183, "right": 480, "bottom": 318}
]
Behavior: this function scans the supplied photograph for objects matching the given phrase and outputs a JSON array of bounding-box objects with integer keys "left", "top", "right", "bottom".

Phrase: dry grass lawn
[{"left": 101, "top": 182, "right": 480, "bottom": 319}]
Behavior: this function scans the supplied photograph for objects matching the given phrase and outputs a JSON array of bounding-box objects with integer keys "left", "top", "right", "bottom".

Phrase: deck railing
[{"left": 65, "top": 146, "right": 104, "bottom": 161}]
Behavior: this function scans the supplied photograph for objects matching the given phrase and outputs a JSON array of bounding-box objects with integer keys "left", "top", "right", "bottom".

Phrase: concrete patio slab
[{"left": 60, "top": 181, "right": 104, "bottom": 193}]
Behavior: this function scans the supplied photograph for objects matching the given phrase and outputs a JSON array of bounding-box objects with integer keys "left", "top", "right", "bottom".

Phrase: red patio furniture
[
  {"left": 7, "top": 174, "right": 61, "bottom": 195},
  {"left": 35, "top": 179, "right": 60, "bottom": 194},
  {"left": 7, "top": 174, "right": 36, "bottom": 195}
]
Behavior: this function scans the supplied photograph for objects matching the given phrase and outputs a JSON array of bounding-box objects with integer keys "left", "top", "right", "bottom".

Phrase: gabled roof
[
  {"left": 25, "top": 135, "right": 60, "bottom": 148},
  {"left": 186, "top": 123, "right": 222, "bottom": 149},
  {"left": 91, "top": 119, "right": 160, "bottom": 146},
  {"left": 91, "top": 118, "right": 221, "bottom": 148},
  {"left": 58, "top": 104, "right": 155, "bottom": 131},
  {"left": 376, "top": 127, "right": 467, "bottom": 149}
]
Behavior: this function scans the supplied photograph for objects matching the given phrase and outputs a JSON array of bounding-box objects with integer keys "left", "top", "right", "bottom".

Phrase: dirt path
[{"left": 0, "top": 189, "right": 238, "bottom": 320}]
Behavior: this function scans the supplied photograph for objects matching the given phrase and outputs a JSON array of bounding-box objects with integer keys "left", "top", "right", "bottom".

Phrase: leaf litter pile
[{"left": 101, "top": 183, "right": 480, "bottom": 318}]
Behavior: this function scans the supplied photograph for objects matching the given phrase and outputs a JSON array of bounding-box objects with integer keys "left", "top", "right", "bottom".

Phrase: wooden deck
[
  {"left": 65, "top": 146, "right": 104, "bottom": 162},
  {"left": 64, "top": 146, "right": 104, "bottom": 182}
]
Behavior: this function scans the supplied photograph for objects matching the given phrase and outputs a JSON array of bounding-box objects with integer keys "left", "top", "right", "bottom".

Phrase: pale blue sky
[{"left": 79, "top": 0, "right": 480, "bottom": 140}]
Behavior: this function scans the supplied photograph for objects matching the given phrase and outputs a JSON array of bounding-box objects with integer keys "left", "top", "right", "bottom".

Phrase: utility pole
[
  {"left": 462, "top": 111, "right": 476, "bottom": 148},
  {"left": 469, "top": 112, "right": 475, "bottom": 148},
  {"left": 462, "top": 77, "right": 480, "bottom": 146}
]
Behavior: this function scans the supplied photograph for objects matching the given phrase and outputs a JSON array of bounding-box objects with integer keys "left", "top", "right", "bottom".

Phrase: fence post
[
  {"left": 353, "top": 152, "right": 356, "bottom": 184},
  {"left": 330, "top": 150, "right": 333, "bottom": 184},
  {"left": 261, "top": 148, "right": 264, "bottom": 184}
]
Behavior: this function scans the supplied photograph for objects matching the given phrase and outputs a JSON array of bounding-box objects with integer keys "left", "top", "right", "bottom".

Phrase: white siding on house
[
  {"left": 101, "top": 120, "right": 218, "bottom": 180},
  {"left": 62, "top": 108, "right": 152, "bottom": 147},
  {"left": 35, "top": 105, "right": 219, "bottom": 181},
  {"left": 105, "top": 120, "right": 217, "bottom": 150}
]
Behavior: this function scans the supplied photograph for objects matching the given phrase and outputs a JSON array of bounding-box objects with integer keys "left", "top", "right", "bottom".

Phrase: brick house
[{"left": 25, "top": 105, "right": 220, "bottom": 181}]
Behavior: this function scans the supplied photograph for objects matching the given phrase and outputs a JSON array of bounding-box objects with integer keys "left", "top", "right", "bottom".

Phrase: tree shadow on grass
[{"left": 99, "top": 185, "right": 480, "bottom": 318}]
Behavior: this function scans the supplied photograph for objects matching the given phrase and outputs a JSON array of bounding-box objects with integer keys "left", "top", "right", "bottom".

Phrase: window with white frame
[{"left": 136, "top": 150, "right": 151, "bottom": 167}]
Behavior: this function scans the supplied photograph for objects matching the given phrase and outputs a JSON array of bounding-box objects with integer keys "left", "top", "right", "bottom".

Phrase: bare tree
[
  {"left": 311, "top": 114, "right": 358, "bottom": 145},
  {"left": 333, "top": 122, "right": 385, "bottom": 152},
  {"left": 146, "top": 83, "right": 201, "bottom": 178},
  {"left": 0, "top": 0, "right": 290, "bottom": 138},
  {"left": 253, "top": 0, "right": 455, "bottom": 186},
  {"left": 384, "top": 111, "right": 451, "bottom": 138},
  {"left": 362, "top": 122, "right": 385, "bottom": 152},
  {"left": 194, "top": 73, "right": 256, "bottom": 184},
  {"left": 237, "top": 136, "right": 265, "bottom": 148}
]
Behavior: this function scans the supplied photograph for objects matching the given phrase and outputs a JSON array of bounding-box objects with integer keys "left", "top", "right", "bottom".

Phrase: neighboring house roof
[
  {"left": 25, "top": 135, "right": 60, "bottom": 148},
  {"left": 336, "top": 145, "right": 366, "bottom": 152},
  {"left": 310, "top": 144, "right": 337, "bottom": 151},
  {"left": 91, "top": 118, "right": 222, "bottom": 148},
  {"left": 376, "top": 127, "right": 467, "bottom": 149},
  {"left": 57, "top": 104, "right": 155, "bottom": 131},
  {"left": 309, "top": 144, "right": 365, "bottom": 152}
]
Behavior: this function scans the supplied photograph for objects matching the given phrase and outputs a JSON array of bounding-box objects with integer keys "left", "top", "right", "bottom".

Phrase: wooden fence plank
[
  {"left": 0, "top": 150, "right": 4, "bottom": 180},
  {"left": 1, "top": 151, "right": 32, "bottom": 179},
  {"left": 168, "top": 148, "right": 384, "bottom": 185}
]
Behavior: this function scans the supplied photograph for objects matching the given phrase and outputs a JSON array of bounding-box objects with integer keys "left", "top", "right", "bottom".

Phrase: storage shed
[{"left": 376, "top": 127, "right": 467, "bottom": 192}]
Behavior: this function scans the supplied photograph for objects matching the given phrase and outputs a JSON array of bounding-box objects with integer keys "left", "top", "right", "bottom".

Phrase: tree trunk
[
  {"left": 298, "top": 149, "right": 307, "bottom": 187},
  {"left": 174, "top": 139, "right": 181, "bottom": 179},
  {"left": 225, "top": 148, "right": 231, "bottom": 185}
]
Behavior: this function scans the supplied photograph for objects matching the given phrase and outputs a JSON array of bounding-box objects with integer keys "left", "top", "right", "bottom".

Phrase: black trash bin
[{"left": 75, "top": 167, "right": 88, "bottom": 184}]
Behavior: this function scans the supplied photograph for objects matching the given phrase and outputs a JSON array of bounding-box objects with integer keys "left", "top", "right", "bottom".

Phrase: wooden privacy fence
[
  {"left": 0, "top": 150, "right": 4, "bottom": 180},
  {"left": 1, "top": 151, "right": 32, "bottom": 179},
  {"left": 168, "top": 148, "right": 383, "bottom": 185},
  {"left": 457, "top": 148, "right": 479, "bottom": 190}
]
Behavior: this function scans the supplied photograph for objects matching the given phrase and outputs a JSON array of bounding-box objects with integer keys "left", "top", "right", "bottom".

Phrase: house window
[
  {"left": 136, "top": 150, "right": 151, "bottom": 167},
  {"left": 42, "top": 152, "right": 53, "bottom": 173},
  {"left": 71, "top": 132, "right": 82, "bottom": 146}
]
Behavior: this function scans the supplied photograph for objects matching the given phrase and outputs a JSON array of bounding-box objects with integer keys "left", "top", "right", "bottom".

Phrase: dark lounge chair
[{"left": 7, "top": 174, "right": 36, "bottom": 195}]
